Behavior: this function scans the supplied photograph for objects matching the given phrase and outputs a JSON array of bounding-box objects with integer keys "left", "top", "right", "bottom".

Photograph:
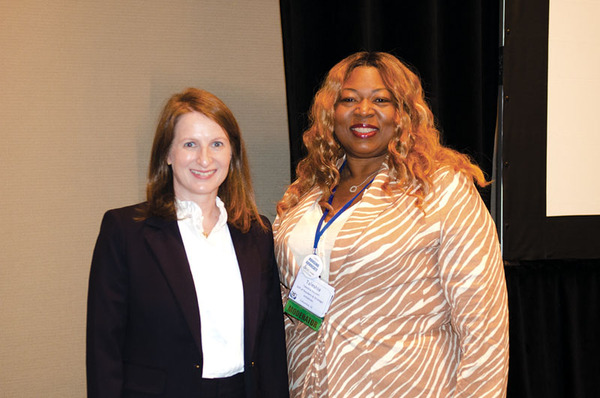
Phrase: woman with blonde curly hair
[{"left": 274, "top": 52, "right": 508, "bottom": 397}]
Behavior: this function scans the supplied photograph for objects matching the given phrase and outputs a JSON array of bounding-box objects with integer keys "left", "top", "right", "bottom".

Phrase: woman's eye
[
  {"left": 183, "top": 142, "right": 195, "bottom": 148},
  {"left": 340, "top": 97, "right": 356, "bottom": 103},
  {"left": 374, "top": 97, "right": 391, "bottom": 103},
  {"left": 212, "top": 141, "right": 224, "bottom": 148}
]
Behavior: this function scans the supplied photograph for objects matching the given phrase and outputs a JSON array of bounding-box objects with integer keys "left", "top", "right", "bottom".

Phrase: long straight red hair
[{"left": 141, "top": 88, "right": 265, "bottom": 232}]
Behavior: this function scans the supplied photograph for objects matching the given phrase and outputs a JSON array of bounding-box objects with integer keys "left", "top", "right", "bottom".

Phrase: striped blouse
[{"left": 273, "top": 164, "right": 509, "bottom": 398}]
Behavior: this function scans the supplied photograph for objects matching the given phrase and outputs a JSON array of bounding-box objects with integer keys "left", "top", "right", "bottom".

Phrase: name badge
[{"left": 284, "top": 262, "right": 335, "bottom": 331}]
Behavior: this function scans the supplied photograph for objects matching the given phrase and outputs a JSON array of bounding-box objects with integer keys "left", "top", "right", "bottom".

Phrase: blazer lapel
[
  {"left": 143, "top": 216, "right": 203, "bottom": 355},
  {"left": 228, "top": 223, "right": 260, "bottom": 360}
]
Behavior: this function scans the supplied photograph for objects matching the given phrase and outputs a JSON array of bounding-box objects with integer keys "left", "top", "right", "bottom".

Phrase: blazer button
[
  {"left": 251, "top": 361, "right": 255, "bottom": 367},
  {"left": 195, "top": 364, "right": 201, "bottom": 370}
]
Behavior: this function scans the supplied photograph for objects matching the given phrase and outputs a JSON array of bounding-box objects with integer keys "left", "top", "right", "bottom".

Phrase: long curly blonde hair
[{"left": 277, "top": 52, "right": 487, "bottom": 217}]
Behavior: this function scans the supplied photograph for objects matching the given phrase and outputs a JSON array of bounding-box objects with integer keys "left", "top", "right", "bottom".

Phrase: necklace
[
  {"left": 348, "top": 169, "right": 379, "bottom": 193},
  {"left": 201, "top": 206, "right": 219, "bottom": 238}
]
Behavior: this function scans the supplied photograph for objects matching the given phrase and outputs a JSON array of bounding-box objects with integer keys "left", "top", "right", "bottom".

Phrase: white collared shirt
[{"left": 176, "top": 197, "right": 244, "bottom": 378}]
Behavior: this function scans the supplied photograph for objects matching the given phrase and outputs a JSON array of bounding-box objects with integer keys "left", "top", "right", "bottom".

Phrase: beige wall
[{"left": 0, "top": 1, "right": 290, "bottom": 396}]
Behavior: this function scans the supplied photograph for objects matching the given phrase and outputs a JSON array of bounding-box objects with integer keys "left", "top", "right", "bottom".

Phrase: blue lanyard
[{"left": 312, "top": 164, "right": 376, "bottom": 254}]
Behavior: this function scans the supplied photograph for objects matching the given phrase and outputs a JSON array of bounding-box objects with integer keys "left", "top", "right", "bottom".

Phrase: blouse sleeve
[{"left": 436, "top": 171, "right": 509, "bottom": 398}]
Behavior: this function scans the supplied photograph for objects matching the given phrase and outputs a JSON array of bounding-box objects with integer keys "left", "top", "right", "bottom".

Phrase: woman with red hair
[{"left": 87, "top": 88, "right": 288, "bottom": 398}]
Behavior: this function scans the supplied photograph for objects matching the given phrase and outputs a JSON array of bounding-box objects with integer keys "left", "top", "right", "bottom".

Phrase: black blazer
[{"left": 86, "top": 204, "right": 289, "bottom": 398}]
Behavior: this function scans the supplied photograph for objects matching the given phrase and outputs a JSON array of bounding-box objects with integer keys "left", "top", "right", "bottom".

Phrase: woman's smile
[
  {"left": 190, "top": 168, "right": 217, "bottom": 178},
  {"left": 350, "top": 123, "right": 379, "bottom": 138}
]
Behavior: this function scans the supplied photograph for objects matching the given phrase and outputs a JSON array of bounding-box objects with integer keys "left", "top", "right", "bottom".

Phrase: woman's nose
[
  {"left": 356, "top": 99, "right": 373, "bottom": 116},
  {"left": 197, "top": 147, "right": 211, "bottom": 166}
]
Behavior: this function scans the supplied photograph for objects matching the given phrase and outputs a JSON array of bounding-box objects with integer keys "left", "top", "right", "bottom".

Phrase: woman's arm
[
  {"left": 86, "top": 210, "right": 129, "bottom": 398},
  {"left": 255, "top": 217, "right": 290, "bottom": 398},
  {"left": 437, "top": 172, "right": 509, "bottom": 398}
]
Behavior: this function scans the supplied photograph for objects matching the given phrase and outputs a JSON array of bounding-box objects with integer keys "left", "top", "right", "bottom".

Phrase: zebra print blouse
[{"left": 274, "top": 165, "right": 509, "bottom": 398}]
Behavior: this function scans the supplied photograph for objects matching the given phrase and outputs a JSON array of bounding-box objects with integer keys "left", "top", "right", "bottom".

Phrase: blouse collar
[{"left": 175, "top": 197, "right": 228, "bottom": 235}]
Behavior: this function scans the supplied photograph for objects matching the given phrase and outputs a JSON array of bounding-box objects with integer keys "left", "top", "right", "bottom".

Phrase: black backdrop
[{"left": 280, "top": 1, "right": 600, "bottom": 397}]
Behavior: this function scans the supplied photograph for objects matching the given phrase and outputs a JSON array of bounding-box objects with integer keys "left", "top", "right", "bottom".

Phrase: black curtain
[
  {"left": 505, "top": 260, "right": 600, "bottom": 397},
  {"left": 280, "top": 1, "right": 600, "bottom": 397}
]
